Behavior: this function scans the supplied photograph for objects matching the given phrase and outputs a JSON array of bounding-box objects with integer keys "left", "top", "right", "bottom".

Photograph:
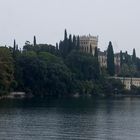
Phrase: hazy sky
[{"left": 0, "top": 0, "right": 140, "bottom": 55}]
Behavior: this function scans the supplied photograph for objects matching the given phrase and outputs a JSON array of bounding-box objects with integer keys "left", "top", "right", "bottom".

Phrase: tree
[
  {"left": 23, "top": 41, "right": 33, "bottom": 52},
  {"left": 73, "top": 35, "right": 76, "bottom": 50},
  {"left": 66, "top": 50, "right": 100, "bottom": 80},
  {"left": 59, "top": 30, "right": 78, "bottom": 57},
  {"left": 56, "top": 43, "right": 59, "bottom": 50},
  {"left": 63, "top": 29, "right": 68, "bottom": 56},
  {"left": 136, "top": 58, "right": 140, "bottom": 73},
  {"left": 120, "top": 50, "right": 123, "bottom": 67},
  {"left": 59, "top": 29, "right": 68, "bottom": 57},
  {"left": 132, "top": 48, "right": 136, "bottom": 64},
  {"left": 94, "top": 47, "right": 100, "bottom": 74},
  {"left": 13, "top": 39, "right": 17, "bottom": 59},
  {"left": 107, "top": 41, "right": 115, "bottom": 76},
  {"left": 0, "top": 47, "right": 14, "bottom": 95},
  {"left": 68, "top": 34, "right": 72, "bottom": 52},
  {"left": 120, "top": 63, "right": 130, "bottom": 84},
  {"left": 64, "top": 29, "right": 67, "bottom": 41},
  {"left": 25, "top": 41, "right": 30, "bottom": 46},
  {"left": 94, "top": 47, "right": 98, "bottom": 58},
  {"left": 13, "top": 39, "right": 16, "bottom": 50},
  {"left": 15, "top": 51, "right": 73, "bottom": 97},
  {"left": 76, "top": 36, "right": 80, "bottom": 50},
  {"left": 33, "top": 36, "right": 37, "bottom": 46},
  {"left": 55, "top": 43, "right": 59, "bottom": 55}
]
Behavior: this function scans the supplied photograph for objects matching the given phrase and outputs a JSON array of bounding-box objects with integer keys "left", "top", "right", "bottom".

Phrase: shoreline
[{"left": 1, "top": 93, "right": 140, "bottom": 101}]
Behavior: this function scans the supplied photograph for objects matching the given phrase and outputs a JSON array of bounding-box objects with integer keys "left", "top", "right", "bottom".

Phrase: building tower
[{"left": 79, "top": 35, "right": 98, "bottom": 55}]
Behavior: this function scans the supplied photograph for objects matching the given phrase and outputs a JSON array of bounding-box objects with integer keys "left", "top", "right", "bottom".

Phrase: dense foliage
[
  {"left": 107, "top": 41, "right": 115, "bottom": 76},
  {"left": 119, "top": 49, "right": 140, "bottom": 78},
  {"left": 0, "top": 47, "right": 14, "bottom": 95},
  {"left": 2, "top": 30, "right": 140, "bottom": 97},
  {"left": 15, "top": 51, "right": 72, "bottom": 97}
]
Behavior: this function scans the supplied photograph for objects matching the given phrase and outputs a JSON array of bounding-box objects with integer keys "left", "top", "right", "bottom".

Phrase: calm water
[{"left": 0, "top": 97, "right": 140, "bottom": 140}]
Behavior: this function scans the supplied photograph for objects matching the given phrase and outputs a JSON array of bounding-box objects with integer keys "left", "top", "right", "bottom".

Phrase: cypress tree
[
  {"left": 63, "top": 29, "right": 68, "bottom": 57},
  {"left": 93, "top": 47, "right": 100, "bottom": 76},
  {"left": 13, "top": 39, "right": 16, "bottom": 58},
  {"left": 59, "top": 41, "right": 63, "bottom": 51},
  {"left": 124, "top": 51, "right": 129, "bottom": 64},
  {"left": 16, "top": 44, "right": 18, "bottom": 51},
  {"left": 73, "top": 35, "right": 76, "bottom": 49},
  {"left": 107, "top": 41, "right": 115, "bottom": 76},
  {"left": 55, "top": 43, "right": 59, "bottom": 55},
  {"left": 94, "top": 47, "right": 98, "bottom": 58},
  {"left": 33, "top": 36, "right": 36, "bottom": 46},
  {"left": 64, "top": 29, "right": 67, "bottom": 41},
  {"left": 13, "top": 39, "right": 16, "bottom": 51},
  {"left": 56, "top": 43, "right": 59, "bottom": 50},
  {"left": 59, "top": 41, "right": 64, "bottom": 56},
  {"left": 68, "top": 34, "right": 72, "bottom": 52},
  {"left": 132, "top": 48, "right": 136, "bottom": 64},
  {"left": 120, "top": 50, "right": 123, "bottom": 67},
  {"left": 76, "top": 36, "right": 80, "bottom": 50}
]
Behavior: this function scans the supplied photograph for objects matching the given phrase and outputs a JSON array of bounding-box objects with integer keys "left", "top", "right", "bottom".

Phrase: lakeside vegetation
[{"left": 1, "top": 30, "right": 140, "bottom": 98}]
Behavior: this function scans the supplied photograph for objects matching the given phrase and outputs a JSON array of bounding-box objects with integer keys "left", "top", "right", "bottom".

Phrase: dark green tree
[
  {"left": 73, "top": 35, "right": 76, "bottom": 49},
  {"left": 56, "top": 43, "right": 59, "bottom": 50},
  {"left": 33, "top": 36, "right": 37, "bottom": 46},
  {"left": 124, "top": 51, "right": 129, "bottom": 64},
  {"left": 13, "top": 39, "right": 16, "bottom": 58},
  {"left": 55, "top": 43, "right": 59, "bottom": 55},
  {"left": 59, "top": 30, "right": 77, "bottom": 57},
  {"left": 132, "top": 48, "right": 136, "bottom": 64},
  {"left": 13, "top": 39, "right": 16, "bottom": 50},
  {"left": 107, "top": 41, "right": 115, "bottom": 76},
  {"left": 120, "top": 50, "right": 123, "bottom": 67},
  {"left": 0, "top": 47, "right": 14, "bottom": 95},
  {"left": 124, "top": 51, "right": 133, "bottom": 66},
  {"left": 64, "top": 29, "right": 67, "bottom": 40},
  {"left": 76, "top": 36, "right": 80, "bottom": 50},
  {"left": 15, "top": 51, "right": 73, "bottom": 97},
  {"left": 64, "top": 29, "right": 68, "bottom": 53},
  {"left": 94, "top": 47, "right": 98, "bottom": 58},
  {"left": 59, "top": 29, "right": 68, "bottom": 57},
  {"left": 68, "top": 34, "right": 72, "bottom": 52},
  {"left": 94, "top": 47, "right": 100, "bottom": 75},
  {"left": 12, "top": 39, "right": 20, "bottom": 60},
  {"left": 66, "top": 50, "right": 100, "bottom": 80}
]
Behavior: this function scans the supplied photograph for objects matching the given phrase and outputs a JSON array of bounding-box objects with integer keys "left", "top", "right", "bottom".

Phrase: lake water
[{"left": 0, "top": 97, "right": 140, "bottom": 140}]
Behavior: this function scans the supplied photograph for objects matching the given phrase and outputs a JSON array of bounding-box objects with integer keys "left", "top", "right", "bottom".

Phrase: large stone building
[
  {"left": 114, "top": 53, "right": 121, "bottom": 74},
  {"left": 79, "top": 35, "right": 98, "bottom": 55},
  {"left": 98, "top": 50, "right": 107, "bottom": 67},
  {"left": 98, "top": 50, "right": 121, "bottom": 74},
  {"left": 113, "top": 77, "right": 140, "bottom": 90},
  {"left": 79, "top": 34, "right": 121, "bottom": 74}
]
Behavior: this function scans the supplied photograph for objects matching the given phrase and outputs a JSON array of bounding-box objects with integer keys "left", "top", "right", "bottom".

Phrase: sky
[{"left": 0, "top": 0, "right": 140, "bottom": 56}]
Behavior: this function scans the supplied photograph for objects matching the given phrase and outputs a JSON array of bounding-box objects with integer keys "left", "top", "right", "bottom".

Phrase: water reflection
[{"left": 0, "top": 98, "right": 140, "bottom": 140}]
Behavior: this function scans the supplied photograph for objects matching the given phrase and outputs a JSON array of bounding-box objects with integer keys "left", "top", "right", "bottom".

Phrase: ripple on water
[{"left": 0, "top": 98, "right": 140, "bottom": 140}]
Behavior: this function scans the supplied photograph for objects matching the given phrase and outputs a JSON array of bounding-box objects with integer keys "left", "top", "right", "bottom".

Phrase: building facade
[
  {"left": 79, "top": 34, "right": 121, "bottom": 75},
  {"left": 98, "top": 51, "right": 107, "bottom": 67},
  {"left": 98, "top": 51, "right": 121, "bottom": 74},
  {"left": 79, "top": 35, "right": 98, "bottom": 55},
  {"left": 114, "top": 53, "right": 121, "bottom": 74},
  {"left": 113, "top": 77, "right": 140, "bottom": 90}
]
